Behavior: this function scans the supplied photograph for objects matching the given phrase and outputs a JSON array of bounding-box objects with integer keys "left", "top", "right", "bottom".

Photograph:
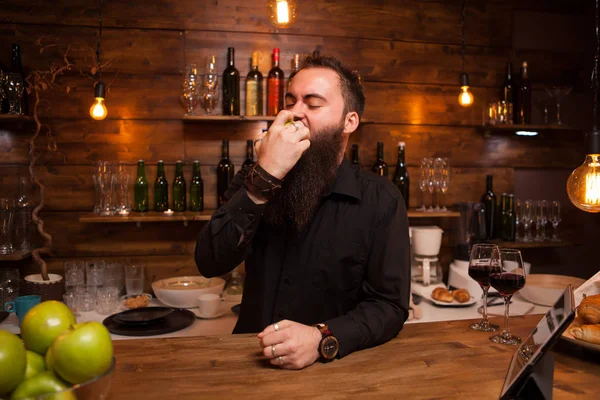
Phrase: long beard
[{"left": 264, "top": 123, "right": 345, "bottom": 232}]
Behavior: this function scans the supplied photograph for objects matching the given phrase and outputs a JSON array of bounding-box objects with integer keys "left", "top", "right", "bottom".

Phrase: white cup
[{"left": 197, "top": 293, "right": 221, "bottom": 318}]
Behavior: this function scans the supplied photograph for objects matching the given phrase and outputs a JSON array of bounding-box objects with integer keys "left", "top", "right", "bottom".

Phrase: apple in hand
[
  {"left": 24, "top": 350, "right": 46, "bottom": 379},
  {"left": 20, "top": 301, "right": 76, "bottom": 355},
  {"left": 9, "top": 371, "right": 75, "bottom": 400},
  {"left": 50, "top": 321, "right": 114, "bottom": 384},
  {"left": 0, "top": 331, "right": 26, "bottom": 397}
]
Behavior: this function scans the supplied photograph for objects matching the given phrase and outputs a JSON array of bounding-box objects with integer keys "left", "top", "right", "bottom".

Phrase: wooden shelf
[
  {"left": 79, "top": 211, "right": 213, "bottom": 227},
  {"left": 182, "top": 115, "right": 276, "bottom": 122},
  {"left": 0, "top": 114, "right": 33, "bottom": 122},
  {"left": 407, "top": 210, "right": 460, "bottom": 218},
  {"left": 489, "top": 239, "right": 580, "bottom": 249},
  {"left": 0, "top": 251, "right": 32, "bottom": 262},
  {"left": 480, "top": 124, "right": 581, "bottom": 134}
]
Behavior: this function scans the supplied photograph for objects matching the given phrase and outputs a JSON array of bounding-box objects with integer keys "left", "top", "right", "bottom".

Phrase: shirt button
[{"left": 248, "top": 213, "right": 256, "bottom": 221}]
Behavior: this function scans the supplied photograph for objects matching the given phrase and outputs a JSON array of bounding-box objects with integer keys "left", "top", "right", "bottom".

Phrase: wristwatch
[{"left": 313, "top": 323, "right": 339, "bottom": 362}]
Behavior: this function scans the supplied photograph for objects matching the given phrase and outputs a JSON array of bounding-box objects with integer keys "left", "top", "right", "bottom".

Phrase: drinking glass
[
  {"left": 0, "top": 198, "right": 15, "bottom": 255},
  {"left": 468, "top": 244, "right": 501, "bottom": 332},
  {"left": 3, "top": 72, "right": 24, "bottom": 114},
  {"left": 514, "top": 199, "right": 522, "bottom": 241},
  {"left": 125, "top": 264, "right": 144, "bottom": 295},
  {"left": 64, "top": 260, "right": 85, "bottom": 291},
  {"left": 433, "top": 158, "right": 444, "bottom": 211},
  {"left": 417, "top": 158, "right": 429, "bottom": 211},
  {"left": 114, "top": 169, "right": 130, "bottom": 214},
  {"left": 489, "top": 249, "right": 527, "bottom": 345},
  {"left": 13, "top": 177, "right": 33, "bottom": 252},
  {"left": 545, "top": 86, "right": 572, "bottom": 125},
  {"left": 182, "top": 63, "right": 200, "bottom": 115},
  {"left": 86, "top": 260, "right": 106, "bottom": 288},
  {"left": 534, "top": 200, "right": 548, "bottom": 242},
  {"left": 105, "top": 262, "right": 124, "bottom": 295},
  {"left": 522, "top": 200, "right": 534, "bottom": 242},
  {"left": 75, "top": 287, "right": 96, "bottom": 312},
  {"left": 96, "top": 287, "right": 119, "bottom": 315},
  {"left": 426, "top": 158, "right": 436, "bottom": 211},
  {"left": 440, "top": 158, "right": 450, "bottom": 211},
  {"left": 0, "top": 269, "right": 20, "bottom": 321},
  {"left": 63, "top": 291, "right": 79, "bottom": 315},
  {"left": 550, "top": 201, "right": 561, "bottom": 241}
]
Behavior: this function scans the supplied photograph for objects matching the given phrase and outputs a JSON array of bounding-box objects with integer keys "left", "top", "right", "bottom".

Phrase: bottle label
[
  {"left": 267, "top": 77, "right": 282, "bottom": 115},
  {"left": 246, "top": 81, "right": 259, "bottom": 116}
]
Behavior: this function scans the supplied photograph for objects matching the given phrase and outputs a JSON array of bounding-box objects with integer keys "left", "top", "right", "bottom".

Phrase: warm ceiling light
[
  {"left": 90, "top": 81, "right": 107, "bottom": 120},
  {"left": 458, "top": 73, "right": 474, "bottom": 108},
  {"left": 267, "top": 0, "right": 297, "bottom": 29}
]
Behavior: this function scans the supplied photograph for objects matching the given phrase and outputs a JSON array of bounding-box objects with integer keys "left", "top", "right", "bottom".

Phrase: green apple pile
[{"left": 0, "top": 301, "right": 114, "bottom": 399}]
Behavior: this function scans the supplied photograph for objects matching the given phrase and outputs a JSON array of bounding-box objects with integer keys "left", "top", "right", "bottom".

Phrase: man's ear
[{"left": 343, "top": 111, "right": 360, "bottom": 135}]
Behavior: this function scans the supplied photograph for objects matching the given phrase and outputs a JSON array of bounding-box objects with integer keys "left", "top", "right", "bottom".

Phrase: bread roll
[
  {"left": 577, "top": 294, "right": 600, "bottom": 324},
  {"left": 570, "top": 324, "right": 600, "bottom": 345},
  {"left": 453, "top": 289, "right": 471, "bottom": 303},
  {"left": 432, "top": 287, "right": 454, "bottom": 303}
]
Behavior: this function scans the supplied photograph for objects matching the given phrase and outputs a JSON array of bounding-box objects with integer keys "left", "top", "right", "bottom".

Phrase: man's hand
[
  {"left": 254, "top": 110, "right": 310, "bottom": 180},
  {"left": 257, "top": 319, "right": 322, "bottom": 370}
]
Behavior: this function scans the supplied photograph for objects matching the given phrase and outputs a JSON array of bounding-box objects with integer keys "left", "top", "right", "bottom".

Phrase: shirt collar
[{"left": 326, "top": 157, "right": 362, "bottom": 201}]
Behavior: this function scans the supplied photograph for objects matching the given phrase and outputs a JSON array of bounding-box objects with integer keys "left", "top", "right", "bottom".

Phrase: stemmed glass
[
  {"left": 426, "top": 158, "right": 436, "bottom": 211},
  {"left": 468, "top": 244, "right": 501, "bottom": 332},
  {"left": 417, "top": 158, "right": 429, "bottom": 211},
  {"left": 545, "top": 86, "right": 572, "bottom": 125},
  {"left": 3, "top": 73, "right": 24, "bottom": 114},
  {"left": 522, "top": 200, "right": 534, "bottom": 242},
  {"left": 201, "top": 55, "right": 219, "bottom": 115},
  {"left": 550, "top": 201, "right": 561, "bottom": 241},
  {"left": 489, "top": 249, "right": 527, "bottom": 345},
  {"left": 514, "top": 199, "right": 522, "bottom": 241},
  {"left": 440, "top": 158, "right": 450, "bottom": 211},
  {"left": 182, "top": 64, "right": 200, "bottom": 115},
  {"left": 433, "top": 158, "right": 444, "bottom": 211},
  {"left": 535, "top": 200, "right": 548, "bottom": 242}
]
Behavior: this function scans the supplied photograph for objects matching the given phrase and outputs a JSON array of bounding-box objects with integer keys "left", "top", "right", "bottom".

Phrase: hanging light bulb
[
  {"left": 90, "top": 81, "right": 107, "bottom": 120},
  {"left": 267, "top": 0, "right": 298, "bottom": 29},
  {"left": 458, "top": 72, "right": 474, "bottom": 107}
]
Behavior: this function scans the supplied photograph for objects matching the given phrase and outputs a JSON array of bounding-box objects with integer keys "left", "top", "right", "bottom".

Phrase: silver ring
[
  {"left": 271, "top": 344, "right": 277, "bottom": 358},
  {"left": 292, "top": 122, "right": 300, "bottom": 131},
  {"left": 273, "top": 322, "right": 280, "bottom": 331},
  {"left": 277, "top": 356, "right": 283, "bottom": 365}
]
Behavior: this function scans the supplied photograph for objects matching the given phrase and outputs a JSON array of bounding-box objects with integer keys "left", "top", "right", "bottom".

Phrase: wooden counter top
[{"left": 111, "top": 315, "right": 599, "bottom": 399}]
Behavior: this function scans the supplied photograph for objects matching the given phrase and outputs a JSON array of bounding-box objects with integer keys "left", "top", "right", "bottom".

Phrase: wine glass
[
  {"left": 426, "top": 158, "right": 436, "bottom": 211},
  {"left": 200, "top": 55, "right": 219, "bottom": 115},
  {"left": 433, "top": 158, "right": 444, "bottom": 211},
  {"left": 417, "top": 158, "right": 429, "bottom": 211},
  {"left": 182, "top": 64, "right": 200, "bottom": 115},
  {"left": 489, "top": 249, "right": 527, "bottom": 345},
  {"left": 514, "top": 199, "right": 522, "bottom": 241},
  {"left": 550, "top": 201, "right": 561, "bottom": 241},
  {"left": 535, "top": 200, "right": 548, "bottom": 242},
  {"left": 545, "top": 86, "right": 572, "bottom": 125},
  {"left": 440, "top": 158, "right": 450, "bottom": 211},
  {"left": 468, "top": 244, "right": 501, "bottom": 332},
  {"left": 522, "top": 200, "right": 533, "bottom": 242}
]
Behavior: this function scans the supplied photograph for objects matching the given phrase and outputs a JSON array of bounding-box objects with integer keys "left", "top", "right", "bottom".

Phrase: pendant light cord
[
  {"left": 96, "top": 0, "right": 103, "bottom": 80},
  {"left": 461, "top": 0, "right": 466, "bottom": 73},
  {"left": 592, "top": 0, "right": 599, "bottom": 130}
]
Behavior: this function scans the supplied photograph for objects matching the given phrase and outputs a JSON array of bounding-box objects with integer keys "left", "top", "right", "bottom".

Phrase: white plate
[
  {"left": 562, "top": 329, "right": 600, "bottom": 353},
  {"left": 191, "top": 305, "right": 230, "bottom": 319},
  {"left": 428, "top": 295, "right": 477, "bottom": 307}
]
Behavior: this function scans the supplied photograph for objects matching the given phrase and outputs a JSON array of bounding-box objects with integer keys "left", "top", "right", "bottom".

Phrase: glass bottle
[
  {"left": 222, "top": 47, "right": 240, "bottom": 116},
  {"left": 173, "top": 161, "right": 187, "bottom": 212},
  {"left": 371, "top": 142, "right": 388, "bottom": 178},
  {"left": 13, "top": 177, "right": 33, "bottom": 252},
  {"left": 154, "top": 160, "right": 169, "bottom": 212},
  {"left": 267, "top": 48, "right": 285, "bottom": 116},
  {"left": 190, "top": 160, "right": 204, "bottom": 212},
  {"left": 134, "top": 160, "right": 149, "bottom": 212},
  {"left": 245, "top": 51, "right": 263, "bottom": 116},
  {"left": 393, "top": 142, "right": 410, "bottom": 209},
  {"left": 242, "top": 140, "right": 255, "bottom": 169},
  {"left": 217, "top": 140, "right": 235, "bottom": 207}
]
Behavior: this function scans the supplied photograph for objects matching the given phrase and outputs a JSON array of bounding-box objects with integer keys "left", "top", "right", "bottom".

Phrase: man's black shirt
[{"left": 195, "top": 158, "right": 411, "bottom": 357}]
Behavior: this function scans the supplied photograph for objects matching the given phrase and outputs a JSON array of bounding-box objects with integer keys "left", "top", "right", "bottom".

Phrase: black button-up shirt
[{"left": 195, "top": 158, "right": 410, "bottom": 358}]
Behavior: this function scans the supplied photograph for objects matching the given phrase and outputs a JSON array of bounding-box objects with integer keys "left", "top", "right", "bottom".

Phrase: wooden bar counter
[{"left": 111, "top": 315, "right": 599, "bottom": 399}]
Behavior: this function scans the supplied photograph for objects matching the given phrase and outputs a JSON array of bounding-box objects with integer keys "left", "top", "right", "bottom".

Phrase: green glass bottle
[
  {"left": 173, "top": 160, "right": 187, "bottom": 212},
  {"left": 134, "top": 160, "right": 149, "bottom": 212},
  {"left": 190, "top": 160, "right": 204, "bottom": 212},
  {"left": 154, "top": 160, "right": 169, "bottom": 212}
]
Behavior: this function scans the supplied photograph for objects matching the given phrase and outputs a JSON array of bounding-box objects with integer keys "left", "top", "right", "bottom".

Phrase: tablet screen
[{"left": 500, "top": 285, "right": 575, "bottom": 399}]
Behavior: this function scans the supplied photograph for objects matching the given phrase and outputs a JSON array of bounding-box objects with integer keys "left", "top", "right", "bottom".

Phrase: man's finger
[
  {"left": 257, "top": 319, "right": 291, "bottom": 339},
  {"left": 272, "top": 110, "right": 294, "bottom": 128}
]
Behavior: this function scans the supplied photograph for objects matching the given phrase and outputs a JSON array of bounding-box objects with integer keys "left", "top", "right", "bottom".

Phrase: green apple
[
  {"left": 45, "top": 345, "right": 56, "bottom": 372},
  {"left": 9, "top": 371, "right": 75, "bottom": 400},
  {"left": 20, "top": 301, "right": 76, "bottom": 355},
  {"left": 25, "top": 350, "right": 46, "bottom": 379},
  {"left": 51, "top": 322, "right": 113, "bottom": 385},
  {"left": 0, "top": 331, "right": 26, "bottom": 397}
]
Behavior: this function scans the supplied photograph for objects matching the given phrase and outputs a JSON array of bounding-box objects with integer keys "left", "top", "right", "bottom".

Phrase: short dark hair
[{"left": 299, "top": 55, "right": 365, "bottom": 120}]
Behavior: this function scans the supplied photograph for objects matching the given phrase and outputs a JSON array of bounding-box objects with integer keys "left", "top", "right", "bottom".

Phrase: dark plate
[
  {"left": 103, "top": 308, "right": 195, "bottom": 336},
  {"left": 113, "top": 307, "right": 174, "bottom": 325}
]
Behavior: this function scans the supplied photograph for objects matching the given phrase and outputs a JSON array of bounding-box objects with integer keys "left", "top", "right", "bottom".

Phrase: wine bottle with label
[
  {"left": 267, "top": 48, "right": 284, "bottom": 116},
  {"left": 134, "top": 160, "right": 149, "bottom": 212},
  {"left": 351, "top": 144, "right": 360, "bottom": 166},
  {"left": 371, "top": 142, "right": 388, "bottom": 178},
  {"left": 245, "top": 51, "right": 263, "bottom": 116},
  {"left": 517, "top": 61, "right": 531, "bottom": 124},
  {"left": 217, "top": 140, "right": 235, "bottom": 207},
  {"left": 222, "top": 47, "right": 240, "bottom": 116},
  {"left": 190, "top": 160, "right": 204, "bottom": 212},
  {"left": 480, "top": 175, "right": 496, "bottom": 240},
  {"left": 242, "top": 139, "right": 256, "bottom": 169},
  {"left": 393, "top": 142, "right": 410, "bottom": 209},
  {"left": 173, "top": 161, "right": 187, "bottom": 211},
  {"left": 154, "top": 160, "right": 169, "bottom": 212},
  {"left": 502, "top": 62, "right": 515, "bottom": 123}
]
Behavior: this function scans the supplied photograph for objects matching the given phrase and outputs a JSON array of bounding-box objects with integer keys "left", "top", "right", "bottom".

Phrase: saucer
[{"left": 191, "top": 305, "right": 230, "bottom": 319}]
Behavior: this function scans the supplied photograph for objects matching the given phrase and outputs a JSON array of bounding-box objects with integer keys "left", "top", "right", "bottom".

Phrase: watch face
[{"left": 321, "top": 336, "right": 339, "bottom": 360}]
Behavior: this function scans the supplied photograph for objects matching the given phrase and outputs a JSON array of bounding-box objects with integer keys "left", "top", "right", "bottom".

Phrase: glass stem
[
  {"left": 503, "top": 295, "right": 512, "bottom": 338},
  {"left": 482, "top": 286, "right": 489, "bottom": 323}
]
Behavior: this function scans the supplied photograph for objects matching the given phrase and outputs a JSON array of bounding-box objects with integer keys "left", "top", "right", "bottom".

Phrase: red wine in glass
[
  {"left": 489, "top": 272, "right": 525, "bottom": 296},
  {"left": 468, "top": 262, "right": 498, "bottom": 287},
  {"left": 468, "top": 244, "right": 501, "bottom": 332}
]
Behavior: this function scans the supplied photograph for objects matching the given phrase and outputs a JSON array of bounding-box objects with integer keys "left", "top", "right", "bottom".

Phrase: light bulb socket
[
  {"left": 586, "top": 128, "right": 600, "bottom": 154},
  {"left": 459, "top": 72, "right": 470, "bottom": 87},
  {"left": 94, "top": 81, "right": 106, "bottom": 99}
]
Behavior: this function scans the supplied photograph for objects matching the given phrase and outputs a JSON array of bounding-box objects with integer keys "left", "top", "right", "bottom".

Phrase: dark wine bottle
[
  {"left": 173, "top": 161, "right": 187, "bottom": 212},
  {"left": 154, "top": 160, "right": 169, "bottom": 212},
  {"left": 245, "top": 51, "right": 263, "bottom": 117},
  {"left": 134, "top": 160, "right": 149, "bottom": 212},
  {"left": 222, "top": 47, "right": 240, "bottom": 116},
  {"left": 371, "top": 142, "right": 388, "bottom": 178},
  {"left": 517, "top": 61, "right": 531, "bottom": 124},
  {"left": 267, "top": 48, "right": 284, "bottom": 116},
  {"left": 501, "top": 194, "right": 516, "bottom": 241},
  {"left": 393, "top": 142, "right": 410, "bottom": 209},
  {"left": 190, "top": 160, "right": 204, "bottom": 212},
  {"left": 242, "top": 139, "right": 256, "bottom": 169},
  {"left": 480, "top": 175, "right": 496, "bottom": 240},
  {"left": 11, "top": 44, "right": 28, "bottom": 115},
  {"left": 287, "top": 53, "right": 301, "bottom": 90},
  {"left": 351, "top": 144, "right": 360, "bottom": 166},
  {"left": 502, "top": 62, "right": 515, "bottom": 123},
  {"left": 0, "top": 60, "right": 8, "bottom": 113},
  {"left": 217, "top": 140, "right": 235, "bottom": 207}
]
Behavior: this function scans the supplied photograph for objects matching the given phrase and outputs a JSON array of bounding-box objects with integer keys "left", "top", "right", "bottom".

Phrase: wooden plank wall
[{"left": 0, "top": 0, "right": 593, "bottom": 286}]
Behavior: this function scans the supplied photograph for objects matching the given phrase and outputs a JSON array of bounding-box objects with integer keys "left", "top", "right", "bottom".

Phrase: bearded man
[{"left": 195, "top": 55, "right": 410, "bottom": 370}]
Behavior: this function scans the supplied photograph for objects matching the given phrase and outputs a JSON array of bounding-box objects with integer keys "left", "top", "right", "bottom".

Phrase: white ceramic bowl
[
  {"left": 151, "top": 276, "right": 225, "bottom": 308},
  {"left": 519, "top": 274, "right": 585, "bottom": 306}
]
